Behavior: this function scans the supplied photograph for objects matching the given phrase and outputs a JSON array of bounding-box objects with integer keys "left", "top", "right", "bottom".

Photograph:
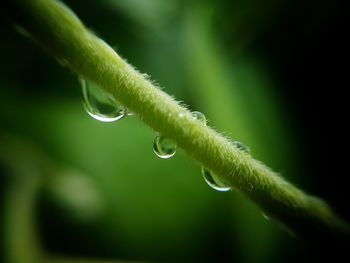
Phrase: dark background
[{"left": 1, "top": 0, "right": 348, "bottom": 262}]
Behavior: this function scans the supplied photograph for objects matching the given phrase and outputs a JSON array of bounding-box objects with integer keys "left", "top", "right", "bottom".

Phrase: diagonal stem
[{"left": 5, "top": 0, "right": 349, "bottom": 238}]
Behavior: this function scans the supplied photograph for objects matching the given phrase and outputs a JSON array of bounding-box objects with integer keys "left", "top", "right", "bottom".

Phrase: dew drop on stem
[
  {"left": 192, "top": 111, "right": 206, "bottom": 124},
  {"left": 153, "top": 134, "right": 177, "bottom": 159},
  {"left": 191, "top": 111, "right": 231, "bottom": 191},
  {"left": 202, "top": 167, "right": 231, "bottom": 192},
  {"left": 81, "top": 78, "right": 126, "bottom": 122}
]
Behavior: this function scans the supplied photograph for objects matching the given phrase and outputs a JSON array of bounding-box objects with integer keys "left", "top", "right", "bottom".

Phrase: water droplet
[
  {"left": 232, "top": 140, "right": 250, "bottom": 153},
  {"left": 202, "top": 167, "right": 231, "bottom": 192},
  {"left": 153, "top": 135, "right": 177, "bottom": 159},
  {"left": 192, "top": 111, "right": 206, "bottom": 124},
  {"left": 193, "top": 111, "right": 229, "bottom": 192},
  {"left": 81, "top": 78, "right": 125, "bottom": 122}
]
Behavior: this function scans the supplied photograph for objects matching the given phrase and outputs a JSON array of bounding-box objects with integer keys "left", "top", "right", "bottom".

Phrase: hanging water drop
[
  {"left": 191, "top": 111, "right": 230, "bottom": 191},
  {"left": 192, "top": 111, "right": 206, "bottom": 124},
  {"left": 153, "top": 135, "right": 177, "bottom": 159},
  {"left": 192, "top": 111, "right": 230, "bottom": 191},
  {"left": 81, "top": 78, "right": 126, "bottom": 122},
  {"left": 201, "top": 167, "right": 231, "bottom": 192},
  {"left": 232, "top": 140, "right": 250, "bottom": 153}
]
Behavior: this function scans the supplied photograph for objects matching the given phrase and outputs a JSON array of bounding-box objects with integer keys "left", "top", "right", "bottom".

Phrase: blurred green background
[{"left": 0, "top": 0, "right": 348, "bottom": 262}]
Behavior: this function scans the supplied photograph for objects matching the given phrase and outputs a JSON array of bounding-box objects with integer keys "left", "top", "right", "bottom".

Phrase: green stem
[{"left": 5, "top": 0, "right": 349, "bottom": 238}]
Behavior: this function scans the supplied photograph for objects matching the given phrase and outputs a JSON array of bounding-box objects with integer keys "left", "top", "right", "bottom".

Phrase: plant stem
[{"left": 5, "top": 0, "right": 349, "bottom": 238}]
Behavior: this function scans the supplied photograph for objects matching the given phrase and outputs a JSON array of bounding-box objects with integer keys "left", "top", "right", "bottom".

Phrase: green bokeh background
[{"left": 1, "top": 0, "right": 348, "bottom": 262}]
